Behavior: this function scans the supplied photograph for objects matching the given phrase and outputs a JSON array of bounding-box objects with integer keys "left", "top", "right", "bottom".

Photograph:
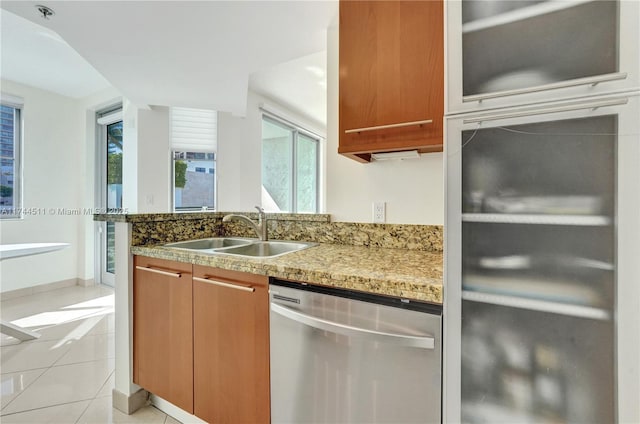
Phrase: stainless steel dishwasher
[{"left": 269, "top": 279, "right": 442, "bottom": 424}]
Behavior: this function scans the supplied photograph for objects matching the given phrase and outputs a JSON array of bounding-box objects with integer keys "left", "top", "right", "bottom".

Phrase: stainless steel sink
[
  {"left": 165, "top": 237, "right": 252, "bottom": 250},
  {"left": 164, "top": 238, "right": 316, "bottom": 258},
  {"left": 218, "top": 241, "right": 317, "bottom": 258}
]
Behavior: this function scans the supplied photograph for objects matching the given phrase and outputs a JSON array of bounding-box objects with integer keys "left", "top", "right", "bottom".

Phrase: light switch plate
[{"left": 373, "top": 202, "right": 386, "bottom": 223}]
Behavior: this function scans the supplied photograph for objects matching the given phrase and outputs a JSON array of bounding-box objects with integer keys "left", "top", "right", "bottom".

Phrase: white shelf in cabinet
[
  {"left": 462, "top": 0, "right": 595, "bottom": 34},
  {"left": 462, "top": 213, "right": 611, "bottom": 226},
  {"left": 462, "top": 290, "right": 611, "bottom": 321}
]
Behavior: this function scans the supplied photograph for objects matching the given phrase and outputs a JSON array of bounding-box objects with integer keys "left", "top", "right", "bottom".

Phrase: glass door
[
  {"left": 104, "top": 121, "right": 123, "bottom": 285},
  {"left": 444, "top": 93, "right": 640, "bottom": 423},
  {"left": 446, "top": 0, "right": 640, "bottom": 113},
  {"left": 96, "top": 109, "right": 122, "bottom": 287},
  {"left": 462, "top": 113, "right": 615, "bottom": 423}
]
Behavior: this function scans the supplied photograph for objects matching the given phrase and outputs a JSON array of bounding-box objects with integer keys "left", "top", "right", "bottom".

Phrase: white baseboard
[
  {"left": 1, "top": 278, "right": 79, "bottom": 300},
  {"left": 78, "top": 278, "right": 96, "bottom": 287}
]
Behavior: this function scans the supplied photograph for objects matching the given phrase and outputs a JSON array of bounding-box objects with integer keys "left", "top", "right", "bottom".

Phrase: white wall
[
  {"left": 136, "top": 106, "right": 170, "bottom": 213},
  {"left": 324, "top": 25, "right": 444, "bottom": 225},
  {"left": 122, "top": 100, "right": 139, "bottom": 213},
  {"left": 215, "top": 107, "right": 259, "bottom": 211},
  {"left": 121, "top": 103, "right": 171, "bottom": 213},
  {"left": 0, "top": 80, "right": 85, "bottom": 292}
]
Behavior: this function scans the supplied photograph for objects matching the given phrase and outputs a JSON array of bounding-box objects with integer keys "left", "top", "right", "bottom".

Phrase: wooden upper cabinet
[
  {"left": 192, "top": 266, "right": 270, "bottom": 424},
  {"left": 133, "top": 256, "right": 193, "bottom": 414},
  {"left": 339, "top": 0, "right": 444, "bottom": 162}
]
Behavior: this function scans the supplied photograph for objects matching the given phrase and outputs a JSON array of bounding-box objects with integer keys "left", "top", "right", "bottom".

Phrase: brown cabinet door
[
  {"left": 339, "top": 0, "right": 444, "bottom": 161},
  {"left": 193, "top": 266, "right": 270, "bottom": 424},
  {"left": 133, "top": 256, "right": 193, "bottom": 414}
]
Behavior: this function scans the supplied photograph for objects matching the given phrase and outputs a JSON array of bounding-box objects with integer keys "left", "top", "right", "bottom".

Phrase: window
[
  {"left": 171, "top": 108, "right": 217, "bottom": 211},
  {"left": 1, "top": 103, "right": 21, "bottom": 219},
  {"left": 262, "top": 115, "right": 320, "bottom": 213}
]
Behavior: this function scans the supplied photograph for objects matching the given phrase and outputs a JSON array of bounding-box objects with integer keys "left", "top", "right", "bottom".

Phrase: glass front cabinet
[
  {"left": 445, "top": 0, "right": 640, "bottom": 113},
  {"left": 443, "top": 94, "right": 640, "bottom": 423}
]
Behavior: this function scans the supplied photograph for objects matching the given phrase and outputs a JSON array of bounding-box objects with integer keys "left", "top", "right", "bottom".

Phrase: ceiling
[
  {"left": 1, "top": 1, "right": 336, "bottom": 118},
  {"left": 0, "top": 9, "right": 111, "bottom": 98},
  {"left": 250, "top": 51, "right": 327, "bottom": 127}
]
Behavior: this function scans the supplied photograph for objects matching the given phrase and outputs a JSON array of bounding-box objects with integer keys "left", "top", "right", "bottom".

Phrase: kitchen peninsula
[{"left": 95, "top": 212, "right": 443, "bottom": 421}]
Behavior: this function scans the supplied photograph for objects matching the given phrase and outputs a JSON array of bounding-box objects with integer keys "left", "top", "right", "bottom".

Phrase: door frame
[{"left": 95, "top": 107, "right": 123, "bottom": 287}]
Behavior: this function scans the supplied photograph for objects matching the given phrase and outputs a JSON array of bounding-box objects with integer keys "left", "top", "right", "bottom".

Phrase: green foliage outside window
[
  {"left": 0, "top": 185, "right": 12, "bottom": 197},
  {"left": 175, "top": 160, "right": 187, "bottom": 188},
  {"left": 107, "top": 153, "right": 123, "bottom": 184}
]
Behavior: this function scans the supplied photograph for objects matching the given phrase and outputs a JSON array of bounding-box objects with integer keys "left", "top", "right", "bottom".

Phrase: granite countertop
[{"left": 131, "top": 242, "right": 443, "bottom": 304}]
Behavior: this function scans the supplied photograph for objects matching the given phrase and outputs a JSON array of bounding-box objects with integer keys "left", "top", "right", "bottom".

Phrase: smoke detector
[{"left": 35, "top": 5, "right": 55, "bottom": 20}]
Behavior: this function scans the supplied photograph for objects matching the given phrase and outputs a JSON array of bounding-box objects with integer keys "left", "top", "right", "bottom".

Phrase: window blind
[
  {"left": 97, "top": 110, "right": 123, "bottom": 125},
  {"left": 0, "top": 93, "right": 24, "bottom": 109},
  {"left": 171, "top": 107, "right": 218, "bottom": 152}
]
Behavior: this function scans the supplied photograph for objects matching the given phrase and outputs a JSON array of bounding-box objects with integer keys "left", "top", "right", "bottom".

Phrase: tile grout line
[
  {"left": 94, "top": 370, "right": 115, "bottom": 399},
  {"left": 73, "top": 387, "right": 102, "bottom": 424},
  {"left": 0, "top": 368, "right": 47, "bottom": 414},
  {"left": 51, "top": 356, "right": 116, "bottom": 370},
  {"left": 0, "top": 398, "right": 94, "bottom": 418},
  {"left": 0, "top": 365, "right": 53, "bottom": 376},
  {"left": 2, "top": 360, "right": 112, "bottom": 418}
]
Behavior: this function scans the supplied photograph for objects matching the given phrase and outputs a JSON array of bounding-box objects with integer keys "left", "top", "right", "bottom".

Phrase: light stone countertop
[{"left": 131, "top": 242, "right": 443, "bottom": 304}]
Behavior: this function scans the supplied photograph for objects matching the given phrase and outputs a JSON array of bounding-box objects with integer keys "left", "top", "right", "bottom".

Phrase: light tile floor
[{"left": 1, "top": 285, "right": 180, "bottom": 423}]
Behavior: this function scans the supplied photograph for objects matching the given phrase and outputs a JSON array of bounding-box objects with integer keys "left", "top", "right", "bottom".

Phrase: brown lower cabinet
[
  {"left": 133, "top": 256, "right": 194, "bottom": 413},
  {"left": 133, "top": 256, "right": 270, "bottom": 423},
  {"left": 193, "top": 266, "right": 270, "bottom": 424}
]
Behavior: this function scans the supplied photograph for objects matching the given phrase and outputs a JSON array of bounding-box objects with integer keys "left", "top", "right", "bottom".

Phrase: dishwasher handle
[{"left": 271, "top": 302, "right": 435, "bottom": 349}]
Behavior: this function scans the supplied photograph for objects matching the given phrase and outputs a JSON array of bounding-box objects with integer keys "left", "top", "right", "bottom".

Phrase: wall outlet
[{"left": 373, "top": 202, "right": 386, "bottom": 223}]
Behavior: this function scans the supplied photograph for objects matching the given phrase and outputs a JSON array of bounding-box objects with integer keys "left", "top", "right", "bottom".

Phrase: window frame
[
  {"left": 0, "top": 102, "right": 23, "bottom": 220},
  {"left": 95, "top": 104, "right": 123, "bottom": 287},
  {"left": 261, "top": 113, "right": 321, "bottom": 213}
]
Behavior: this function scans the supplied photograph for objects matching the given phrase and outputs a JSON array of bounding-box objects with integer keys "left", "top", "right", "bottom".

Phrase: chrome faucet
[{"left": 222, "top": 206, "right": 268, "bottom": 241}]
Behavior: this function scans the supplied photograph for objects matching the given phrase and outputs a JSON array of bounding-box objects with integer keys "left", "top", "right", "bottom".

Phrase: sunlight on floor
[
  {"left": 1, "top": 286, "right": 176, "bottom": 423},
  {"left": 9, "top": 294, "right": 115, "bottom": 348}
]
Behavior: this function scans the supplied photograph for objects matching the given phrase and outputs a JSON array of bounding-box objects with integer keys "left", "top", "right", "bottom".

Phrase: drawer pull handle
[
  {"left": 345, "top": 119, "right": 433, "bottom": 134},
  {"left": 193, "top": 276, "right": 255, "bottom": 292},
  {"left": 135, "top": 265, "right": 182, "bottom": 278},
  {"left": 462, "top": 97, "right": 628, "bottom": 124},
  {"left": 463, "top": 72, "right": 628, "bottom": 103}
]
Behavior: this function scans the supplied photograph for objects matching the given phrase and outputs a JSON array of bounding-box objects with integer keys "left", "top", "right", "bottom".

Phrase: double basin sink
[{"left": 165, "top": 237, "right": 317, "bottom": 258}]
